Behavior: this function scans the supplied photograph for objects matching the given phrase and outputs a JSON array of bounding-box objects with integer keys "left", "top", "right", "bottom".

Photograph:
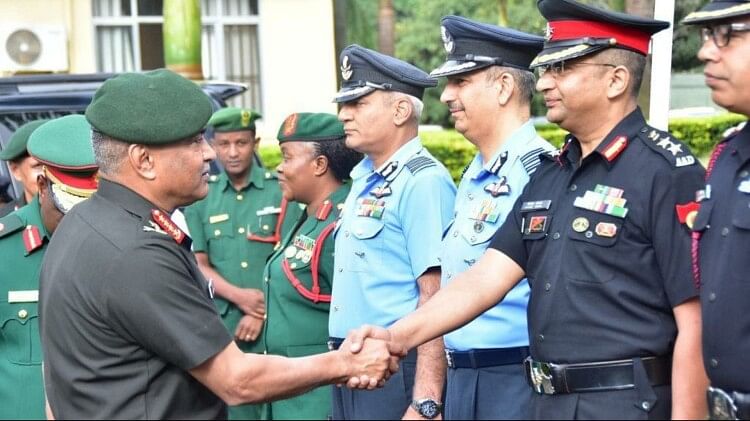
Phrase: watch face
[{"left": 419, "top": 401, "right": 439, "bottom": 418}]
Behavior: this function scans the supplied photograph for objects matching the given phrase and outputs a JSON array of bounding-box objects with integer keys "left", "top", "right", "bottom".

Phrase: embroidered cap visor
[
  {"left": 45, "top": 166, "right": 98, "bottom": 214},
  {"left": 683, "top": 1, "right": 750, "bottom": 25}
]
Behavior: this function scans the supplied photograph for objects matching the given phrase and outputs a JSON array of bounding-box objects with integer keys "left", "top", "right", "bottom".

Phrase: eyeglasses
[
  {"left": 536, "top": 61, "right": 616, "bottom": 78},
  {"left": 701, "top": 23, "right": 750, "bottom": 48}
]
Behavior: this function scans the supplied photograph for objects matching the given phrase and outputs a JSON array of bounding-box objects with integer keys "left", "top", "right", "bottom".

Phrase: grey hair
[
  {"left": 485, "top": 65, "right": 537, "bottom": 106},
  {"left": 384, "top": 92, "right": 424, "bottom": 123},
  {"left": 594, "top": 49, "right": 647, "bottom": 98},
  {"left": 91, "top": 130, "right": 128, "bottom": 175}
]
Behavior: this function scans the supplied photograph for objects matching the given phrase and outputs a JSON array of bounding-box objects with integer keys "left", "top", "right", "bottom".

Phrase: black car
[{"left": 0, "top": 73, "right": 247, "bottom": 202}]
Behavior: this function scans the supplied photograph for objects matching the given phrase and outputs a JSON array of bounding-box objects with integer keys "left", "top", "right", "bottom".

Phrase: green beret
[
  {"left": 277, "top": 113, "right": 345, "bottom": 143},
  {"left": 208, "top": 107, "right": 261, "bottom": 132},
  {"left": 0, "top": 119, "right": 50, "bottom": 161},
  {"left": 28, "top": 115, "right": 97, "bottom": 170},
  {"left": 85, "top": 69, "right": 213, "bottom": 144}
]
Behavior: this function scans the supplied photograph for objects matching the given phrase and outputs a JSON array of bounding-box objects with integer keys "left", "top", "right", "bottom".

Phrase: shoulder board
[
  {"left": 520, "top": 147, "right": 548, "bottom": 175},
  {"left": 22, "top": 225, "right": 44, "bottom": 253},
  {"left": 0, "top": 214, "right": 25, "bottom": 239},
  {"left": 541, "top": 149, "right": 561, "bottom": 162},
  {"left": 722, "top": 122, "right": 747, "bottom": 141},
  {"left": 638, "top": 127, "right": 697, "bottom": 168},
  {"left": 405, "top": 156, "right": 436, "bottom": 175}
]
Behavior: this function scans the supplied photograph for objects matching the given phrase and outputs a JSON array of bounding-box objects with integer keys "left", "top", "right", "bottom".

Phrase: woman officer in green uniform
[{"left": 259, "top": 113, "right": 362, "bottom": 420}]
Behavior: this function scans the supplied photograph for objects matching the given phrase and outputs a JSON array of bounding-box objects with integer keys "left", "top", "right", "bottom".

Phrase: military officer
[
  {"left": 184, "top": 107, "right": 302, "bottom": 419},
  {"left": 430, "top": 16, "right": 554, "bottom": 420},
  {"left": 39, "top": 69, "right": 395, "bottom": 420},
  {"left": 346, "top": 1, "right": 711, "bottom": 419},
  {"left": 0, "top": 119, "right": 49, "bottom": 217},
  {"left": 683, "top": 2, "right": 750, "bottom": 419},
  {"left": 0, "top": 114, "right": 98, "bottom": 420},
  {"left": 258, "top": 113, "right": 362, "bottom": 420},
  {"left": 329, "top": 45, "right": 457, "bottom": 420}
]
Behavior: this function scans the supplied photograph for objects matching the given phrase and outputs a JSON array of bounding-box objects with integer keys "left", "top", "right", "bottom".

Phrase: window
[{"left": 92, "top": 0, "right": 261, "bottom": 109}]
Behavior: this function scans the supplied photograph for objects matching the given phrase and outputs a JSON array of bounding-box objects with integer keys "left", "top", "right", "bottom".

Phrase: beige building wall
[
  {"left": 257, "top": 0, "right": 338, "bottom": 141},
  {"left": 0, "top": 0, "right": 95, "bottom": 75}
]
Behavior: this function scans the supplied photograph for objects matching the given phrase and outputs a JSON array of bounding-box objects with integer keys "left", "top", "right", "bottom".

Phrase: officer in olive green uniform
[
  {"left": 0, "top": 114, "right": 98, "bottom": 420},
  {"left": 0, "top": 119, "right": 49, "bottom": 218},
  {"left": 184, "top": 108, "right": 301, "bottom": 420},
  {"left": 259, "top": 113, "right": 362, "bottom": 420}
]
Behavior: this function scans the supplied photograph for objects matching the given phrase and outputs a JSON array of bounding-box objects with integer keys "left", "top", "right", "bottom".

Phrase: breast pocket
[
  {"left": 565, "top": 210, "right": 624, "bottom": 283},
  {"left": 730, "top": 197, "right": 750, "bottom": 274},
  {"left": 345, "top": 218, "right": 385, "bottom": 273},
  {"left": 206, "top": 220, "right": 236, "bottom": 262},
  {"left": 0, "top": 301, "right": 41, "bottom": 365},
  {"left": 250, "top": 214, "right": 278, "bottom": 238}
]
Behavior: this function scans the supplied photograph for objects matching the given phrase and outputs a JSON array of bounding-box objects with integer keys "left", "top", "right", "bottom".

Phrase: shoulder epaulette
[
  {"left": 22, "top": 225, "right": 43, "bottom": 253},
  {"left": 405, "top": 156, "right": 436, "bottom": 174},
  {"left": 520, "top": 147, "right": 547, "bottom": 175},
  {"left": 0, "top": 214, "right": 24, "bottom": 239},
  {"left": 639, "top": 126, "right": 697, "bottom": 168}
]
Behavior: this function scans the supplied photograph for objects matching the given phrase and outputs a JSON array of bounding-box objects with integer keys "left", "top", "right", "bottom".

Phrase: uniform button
[
  {"left": 538, "top": 334, "right": 544, "bottom": 341},
  {"left": 338, "top": 268, "right": 343, "bottom": 273},
  {"left": 453, "top": 231, "right": 459, "bottom": 238},
  {"left": 710, "top": 358, "right": 719, "bottom": 368},
  {"left": 355, "top": 251, "right": 365, "bottom": 258},
  {"left": 345, "top": 231, "right": 350, "bottom": 238},
  {"left": 545, "top": 283, "right": 551, "bottom": 291},
  {"left": 263, "top": 350, "right": 267, "bottom": 355},
  {"left": 241, "top": 261, "right": 248, "bottom": 269},
  {"left": 356, "top": 230, "right": 363, "bottom": 236},
  {"left": 569, "top": 184, "right": 578, "bottom": 192},
  {"left": 264, "top": 276, "right": 269, "bottom": 283},
  {"left": 585, "top": 231, "right": 593, "bottom": 238},
  {"left": 214, "top": 229, "right": 221, "bottom": 236},
  {"left": 447, "top": 273, "right": 453, "bottom": 279},
  {"left": 263, "top": 224, "right": 270, "bottom": 231},
  {"left": 468, "top": 193, "right": 475, "bottom": 201},
  {"left": 470, "top": 235, "right": 477, "bottom": 242},
  {"left": 641, "top": 401, "right": 651, "bottom": 411},
  {"left": 17, "top": 309, "right": 28, "bottom": 320},
  {"left": 552, "top": 232, "right": 560, "bottom": 240},
  {"left": 741, "top": 171, "right": 749, "bottom": 178},
  {"left": 263, "top": 313, "right": 267, "bottom": 320},
  {"left": 721, "top": 227, "right": 730, "bottom": 237},
  {"left": 238, "top": 227, "right": 245, "bottom": 234},
  {"left": 237, "top": 194, "right": 244, "bottom": 201},
  {"left": 709, "top": 292, "right": 716, "bottom": 302},
  {"left": 333, "top": 306, "right": 339, "bottom": 312}
]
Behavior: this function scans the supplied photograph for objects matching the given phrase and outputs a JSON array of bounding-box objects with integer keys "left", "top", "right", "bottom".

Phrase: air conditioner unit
[{"left": 0, "top": 25, "right": 69, "bottom": 73}]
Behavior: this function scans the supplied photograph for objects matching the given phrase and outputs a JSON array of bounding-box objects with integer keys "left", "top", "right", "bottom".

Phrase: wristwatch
[{"left": 411, "top": 398, "right": 442, "bottom": 419}]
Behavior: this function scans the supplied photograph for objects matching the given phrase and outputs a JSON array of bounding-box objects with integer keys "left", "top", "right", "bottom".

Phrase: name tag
[
  {"left": 209, "top": 214, "right": 230, "bottom": 224},
  {"left": 257, "top": 207, "right": 282, "bottom": 216},
  {"left": 8, "top": 290, "right": 38, "bottom": 303}
]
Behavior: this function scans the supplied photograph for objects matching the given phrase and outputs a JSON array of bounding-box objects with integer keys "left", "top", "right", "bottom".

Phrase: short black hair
[{"left": 312, "top": 138, "right": 363, "bottom": 182}]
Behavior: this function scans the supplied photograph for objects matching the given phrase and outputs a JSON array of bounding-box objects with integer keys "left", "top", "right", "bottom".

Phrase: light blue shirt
[
  {"left": 442, "top": 121, "right": 554, "bottom": 351},
  {"left": 329, "top": 137, "right": 456, "bottom": 337}
]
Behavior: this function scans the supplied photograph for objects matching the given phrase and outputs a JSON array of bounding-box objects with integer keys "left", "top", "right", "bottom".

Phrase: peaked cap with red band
[{"left": 530, "top": 0, "right": 670, "bottom": 68}]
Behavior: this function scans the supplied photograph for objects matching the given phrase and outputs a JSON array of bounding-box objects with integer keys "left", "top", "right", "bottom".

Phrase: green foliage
[
  {"left": 259, "top": 114, "right": 747, "bottom": 182},
  {"left": 673, "top": 0, "right": 710, "bottom": 72}
]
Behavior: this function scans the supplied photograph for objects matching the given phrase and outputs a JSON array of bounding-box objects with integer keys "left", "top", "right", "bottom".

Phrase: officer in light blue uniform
[
  {"left": 431, "top": 16, "right": 553, "bottom": 420},
  {"left": 329, "top": 44, "right": 457, "bottom": 420}
]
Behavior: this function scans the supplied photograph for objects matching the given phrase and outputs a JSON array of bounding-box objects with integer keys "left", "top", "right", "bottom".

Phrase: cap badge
[
  {"left": 341, "top": 55, "right": 353, "bottom": 81},
  {"left": 283, "top": 113, "right": 299, "bottom": 137},
  {"left": 544, "top": 23, "right": 554, "bottom": 42},
  {"left": 241, "top": 110, "right": 251, "bottom": 127},
  {"left": 441, "top": 26, "right": 455, "bottom": 53}
]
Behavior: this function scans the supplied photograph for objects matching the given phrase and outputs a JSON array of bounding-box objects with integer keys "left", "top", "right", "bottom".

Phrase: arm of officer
[
  {"left": 405, "top": 267, "right": 446, "bottom": 419},
  {"left": 194, "top": 252, "right": 265, "bottom": 319},
  {"left": 345, "top": 248, "right": 524, "bottom": 383},
  {"left": 189, "top": 338, "right": 397, "bottom": 405},
  {"left": 671, "top": 298, "right": 709, "bottom": 419}
]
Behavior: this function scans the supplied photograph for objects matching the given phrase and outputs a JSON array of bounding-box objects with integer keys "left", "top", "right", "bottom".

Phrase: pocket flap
[
  {"left": 0, "top": 301, "right": 38, "bottom": 326},
  {"left": 732, "top": 199, "right": 750, "bottom": 230},
  {"left": 351, "top": 219, "right": 385, "bottom": 240},
  {"left": 567, "top": 215, "right": 622, "bottom": 247}
]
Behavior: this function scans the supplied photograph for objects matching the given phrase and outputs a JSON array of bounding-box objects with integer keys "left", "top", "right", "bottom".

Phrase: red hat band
[
  {"left": 45, "top": 166, "right": 99, "bottom": 195},
  {"left": 548, "top": 20, "right": 652, "bottom": 55}
]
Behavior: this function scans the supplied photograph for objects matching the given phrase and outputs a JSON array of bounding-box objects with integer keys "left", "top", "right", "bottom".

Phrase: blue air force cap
[
  {"left": 683, "top": 1, "right": 750, "bottom": 25},
  {"left": 334, "top": 44, "right": 437, "bottom": 103},
  {"left": 431, "top": 16, "right": 545, "bottom": 77}
]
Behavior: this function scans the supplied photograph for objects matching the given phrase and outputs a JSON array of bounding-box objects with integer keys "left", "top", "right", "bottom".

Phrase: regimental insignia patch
[
  {"left": 22, "top": 225, "right": 43, "bottom": 254},
  {"left": 151, "top": 209, "right": 186, "bottom": 244},
  {"left": 527, "top": 215, "right": 548, "bottom": 234},
  {"left": 602, "top": 136, "right": 628, "bottom": 162},
  {"left": 283, "top": 113, "right": 299, "bottom": 137},
  {"left": 676, "top": 201, "right": 700, "bottom": 229}
]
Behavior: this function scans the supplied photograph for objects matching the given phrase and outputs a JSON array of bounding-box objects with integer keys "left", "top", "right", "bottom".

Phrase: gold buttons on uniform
[
  {"left": 18, "top": 309, "right": 28, "bottom": 320},
  {"left": 262, "top": 224, "right": 270, "bottom": 231},
  {"left": 214, "top": 229, "right": 221, "bottom": 236},
  {"left": 238, "top": 227, "right": 245, "bottom": 234},
  {"left": 241, "top": 261, "right": 248, "bottom": 269},
  {"left": 237, "top": 194, "right": 244, "bottom": 201},
  {"left": 290, "top": 262, "right": 298, "bottom": 269}
]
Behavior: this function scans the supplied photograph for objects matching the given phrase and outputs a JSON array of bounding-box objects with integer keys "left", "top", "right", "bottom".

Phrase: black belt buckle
[
  {"left": 524, "top": 357, "right": 556, "bottom": 395},
  {"left": 708, "top": 387, "right": 739, "bottom": 420}
]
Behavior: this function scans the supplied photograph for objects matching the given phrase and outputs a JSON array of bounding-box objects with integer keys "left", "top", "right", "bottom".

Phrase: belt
[
  {"left": 445, "top": 346, "right": 530, "bottom": 369},
  {"left": 708, "top": 387, "right": 750, "bottom": 420},
  {"left": 327, "top": 337, "right": 344, "bottom": 351},
  {"left": 524, "top": 355, "right": 671, "bottom": 395}
]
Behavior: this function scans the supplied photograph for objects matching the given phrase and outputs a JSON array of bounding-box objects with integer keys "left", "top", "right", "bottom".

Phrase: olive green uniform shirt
[
  {"left": 260, "top": 183, "right": 350, "bottom": 420},
  {"left": 0, "top": 196, "right": 48, "bottom": 420}
]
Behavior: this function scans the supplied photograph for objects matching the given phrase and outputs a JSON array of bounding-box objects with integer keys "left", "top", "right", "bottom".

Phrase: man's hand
[
  {"left": 338, "top": 337, "right": 399, "bottom": 390},
  {"left": 341, "top": 325, "right": 407, "bottom": 389},
  {"left": 234, "top": 314, "right": 264, "bottom": 342},
  {"left": 233, "top": 288, "right": 265, "bottom": 319}
]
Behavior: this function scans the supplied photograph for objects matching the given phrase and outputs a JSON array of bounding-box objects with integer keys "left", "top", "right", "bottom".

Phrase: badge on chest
[
  {"left": 573, "top": 184, "right": 629, "bottom": 218},
  {"left": 356, "top": 198, "right": 386, "bottom": 219}
]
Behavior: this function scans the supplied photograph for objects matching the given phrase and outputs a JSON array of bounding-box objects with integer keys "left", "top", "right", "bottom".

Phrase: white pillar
[{"left": 649, "top": 0, "right": 676, "bottom": 130}]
